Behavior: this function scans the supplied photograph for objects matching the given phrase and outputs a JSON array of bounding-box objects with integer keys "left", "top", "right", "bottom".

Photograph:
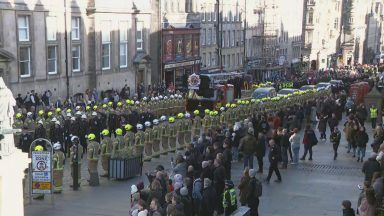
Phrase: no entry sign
[{"left": 31, "top": 151, "right": 52, "bottom": 194}]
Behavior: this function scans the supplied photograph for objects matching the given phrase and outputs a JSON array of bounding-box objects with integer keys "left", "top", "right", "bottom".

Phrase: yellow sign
[{"left": 32, "top": 182, "right": 51, "bottom": 193}]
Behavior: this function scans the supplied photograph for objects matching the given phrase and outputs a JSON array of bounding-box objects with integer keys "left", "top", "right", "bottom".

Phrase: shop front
[{"left": 162, "top": 26, "right": 200, "bottom": 92}]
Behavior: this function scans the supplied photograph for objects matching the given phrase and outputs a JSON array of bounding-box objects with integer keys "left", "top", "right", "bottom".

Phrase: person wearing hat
[
  {"left": 201, "top": 178, "right": 217, "bottom": 216},
  {"left": 70, "top": 136, "right": 83, "bottom": 185},
  {"left": 151, "top": 119, "right": 161, "bottom": 158},
  {"left": 52, "top": 142, "right": 65, "bottom": 193},
  {"left": 168, "top": 117, "right": 177, "bottom": 152},
  {"left": 160, "top": 117, "right": 170, "bottom": 154},
  {"left": 192, "top": 110, "right": 202, "bottom": 137},
  {"left": 180, "top": 186, "right": 193, "bottom": 216},
  {"left": 87, "top": 133, "right": 100, "bottom": 186},
  {"left": 79, "top": 114, "right": 90, "bottom": 153},
  {"left": 134, "top": 124, "right": 145, "bottom": 156},
  {"left": 222, "top": 180, "right": 237, "bottom": 215},
  {"left": 124, "top": 124, "right": 135, "bottom": 148},
  {"left": 35, "top": 110, "right": 45, "bottom": 126},
  {"left": 176, "top": 113, "right": 185, "bottom": 149},
  {"left": 100, "top": 129, "right": 113, "bottom": 177},
  {"left": 13, "top": 113, "right": 24, "bottom": 147},
  {"left": 239, "top": 127, "right": 257, "bottom": 169},
  {"left": 183, "top": 113, "right": 192, "bottom": 146},
  {"left": 50, "top": 121, "right": 64, "bottom": 147},
  {"left": 247, "top": 169, "right": 262, "bottom": 216},
  {"left": 34, "top": 120, "right": 47, "bottom": 140},
  {"left": 143, "top": 121, "right": 153, "bottom": 161},
  {"left": 23, "top": 111, "right": 35, "bottom": 133},
  {"left": 111, "top": 128, "right": 125, "bottom": 156}
]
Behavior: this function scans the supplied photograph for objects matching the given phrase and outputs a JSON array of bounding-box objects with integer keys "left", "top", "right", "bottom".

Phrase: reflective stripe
[
  {"left": 371, "top": 108, "right": 378, "bottom": 118},
  {"left": 222, "top": 188, "right": 236, "bottom": 208}
]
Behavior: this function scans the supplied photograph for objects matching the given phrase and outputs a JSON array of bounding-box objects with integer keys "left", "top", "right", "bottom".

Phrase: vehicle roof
[
  {"left": 278, "top": 88, "right": 298, "bottom": 91},
  {"left": 253, "top": 87, "right": 275, "bottom": 92},
  {"left": 317, "top": 82, "right": 331, "bottom": 85}
]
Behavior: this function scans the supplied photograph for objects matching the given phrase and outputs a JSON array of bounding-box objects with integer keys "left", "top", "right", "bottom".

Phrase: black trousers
[
  {"left": 302, "top": 145, "right": 312, "bottom": 159},
  {"left": 248, "top": 198, "right": 259, "bottom": 216},
  {"left": 333, "top": 142, "right": 339, "bottom": 159},
  {"left": 266, "top": 162, "right": 281, "bottom": 181},
  {"left": 256, "top": 155, "right": 263, "bottom": 172}
]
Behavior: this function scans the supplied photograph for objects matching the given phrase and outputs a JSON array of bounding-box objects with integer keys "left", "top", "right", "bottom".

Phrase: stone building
[{"left": 0, "top": 0, "right": 160, "bottom": 99}]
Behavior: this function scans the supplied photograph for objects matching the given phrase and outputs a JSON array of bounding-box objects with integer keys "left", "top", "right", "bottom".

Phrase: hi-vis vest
[
  {"left": 371, "top": 108, "right": 378, "bottom": 118},
  {"left": 222, "top": 188, "right": 236, "bottom": 208}
]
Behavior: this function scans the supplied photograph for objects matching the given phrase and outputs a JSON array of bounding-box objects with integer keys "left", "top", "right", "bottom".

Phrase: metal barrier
[{"left": 108, "top": 155, "right": 143, "bottom": 180}]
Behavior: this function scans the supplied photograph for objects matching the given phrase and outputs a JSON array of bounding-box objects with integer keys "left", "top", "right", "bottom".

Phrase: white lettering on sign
[{"left": 31, "top": 151, "right": 52, "bottom": 194}]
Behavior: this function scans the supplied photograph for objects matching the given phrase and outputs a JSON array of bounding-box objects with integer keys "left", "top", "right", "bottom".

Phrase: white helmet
[
  {"left": 153, "top": 119, "right": 159, "bottom": 125},
  {"left": 164, "top": 96, "right": 168, "bottom": 100},
  {"left": 155, "top": 97, "right": 159, "bottom": 100},
  {"left": 75, "top": 106, "right": 81, "bottom": 110},
  {"left": 170, "top": 95, "right": 175, "bottom": 99},
  {"left": 178, "top": 95, "right": 182, "bottom": 99},
  {"left": 185, "top": 113, "right": 191, "bottom": 118},
  {"left": 144, "top": 121, "right": 151, "bottom": 127},
  {"left": 136, "top": 124, "right": 143, "bottom": 130},
  {"left": 220, "top": 107, "right": 225, "bottom": 112},
  {"left": 159, "top": 95, "right": 163, "bottom": 100},
  {"left": 51, "top": 117, "right": 57, "bottom": 122},
  {"left": 81, "top": 114, "right": 87, "bottom": 119},
  {"left": 75, "top": 111, "right": 82, "bottom": 115},
  {"left": 27, "top": 112, "right": 32, "bottom": 117},
  {"left": 55, "top": 121, "right": 61, "bottom": 125},
  {"left": 143, "top": 97, "right": 148, "bottom": 101},
  {"left": 160, "top": 116, "right": 166, "bottom": 121},
  {"left": 66, "top": 113, "right": 72, "bottom": 117},
  {"left": 71, "top": 136, "right": 79, "bottom": 142},
  {"left": 38, "top": 120, "right": 44, "bottom": 125},
  {"left": 70, "top": 117, "right": 76, "bottom": 121},
  {"left": 91, "top": 111, "right": 97, "bottom": 116},
  {"left": 150, "top": 97, "right": 155, "bottom": 101},
  {"left": 135, "top": 101, "right": 140, "bottom": 105},
  {"left": 53, "top": 142, "right": 61, "bottom": 150}
]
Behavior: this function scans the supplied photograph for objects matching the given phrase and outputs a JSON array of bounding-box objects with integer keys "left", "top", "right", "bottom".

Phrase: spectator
[
  {"left": 201, "top": 178, "right": 217, "bottom": 216},
  {"left": 247, "top": 169, "right": 262, "bottom": 216},
  {"left": 356, "top": 126, "right": 369, "bottom": 162},
  {"left": 255, "top": 132, "right": 266, "bottom": 173},
  {"left": 341, "top": 200, "right": 355, "bottom": 216},
  {"left": 238, "top": 168, "right": 250, "bottom": 206},
  {"left": 289, "top": 128, "right": 301, "bottom": 164},
  {"left": 213, "top": 158, "right": 226, "bottom": 214},
  {"left": 358, "top": 188, "right": 376, "bottom": 216},
  {"left": 265, "top": 139, "right": 282, "bottom": 183},
  {"left": 362, "top": 153, "right": 380, "bottom": 183},
  {"left": 330, "top": 127, "right": 341, "bottom": 160},
  {"left": 372, "top": 172, "right": 383, "bottom": 205},
  {"left": 149, "top": 198, "right": 162, "bottom": 216},
  {"left": 172, "top": 155, "right": 187, "bottom": 177},
  {"left": 239, "top": 127, "right": 256, "bottom": 169},
  {"left": 301, "top": 124, "right": 317, "bottom": 161}
]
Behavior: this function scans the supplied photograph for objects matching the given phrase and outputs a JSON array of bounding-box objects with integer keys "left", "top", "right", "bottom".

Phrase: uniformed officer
[
  {"left": 222, "top": 180, "right": 237, "bottom": 215},
  {"left": 143, "top": 121, "right": 153, "bottom": 161},
  {"left": 24, "top": 112, "right": 35, "bottom": 133},
  {"left": 202, "top": 109, "right": 211, "bottom": 134},
  {"left": 52, "top": 142, "right": 65, "bottom": 193},
  {"left": 100, "top": 129, "right": 113, "bottom": 177},
  {"left": 176, "top": 113, "right": 185, "bottom": 149},
  {"left": 13, "top": 113, "right": 24, "bottom": 147},
  {"left": 151, "top": 119, "right": 161, "bottom": 157},
  {"left": 192, "top": 110, "right": 202, "bottom": 137},
  {"left": 159, "top": 116, "right": 169, "bottom": 154},
  {"left": 79, "top": 114, "right": 89, "bottom": 153},
  {"left": 70, "top": 136, "right": 83, "bottom": 186},
  {"left": 89, "top": 111, "right": 101, "bottom": 142},
  {"left": 134, "top": 124, "right": 145, "bottom": 156},
  {"left": 35, "top": 110, "right": 45, "bottom": 126},
  {"left": 55, "top": 108, "right": 64, "bottom": 124},
  {"left": 168, "top": 117, "right": 177, "bottom": 152},
  {"left": 87, "top": 133, "right": 100, "bottom": 186},
  {"left": 183, "top": 112, "right": 192, "bottom": 146},
  {"left": 124, "top": 124, "right": 135, "bottom": 147}
]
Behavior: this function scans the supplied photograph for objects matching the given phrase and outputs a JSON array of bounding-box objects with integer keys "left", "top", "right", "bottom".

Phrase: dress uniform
[
  {"left": 89, "top": 112, "right": 102, "bottom": 142},
  {"left": 35, "top": 110, "right": 45, "bottom": 127},
  {"left": 70, "top": 136, "right": 83, "bottom": 183},
  {"left": 52, "top": 142, "right": 65, "bottom": 193},
  {"left": 192, "top": 110, "right": 202, "bottom": 137},
  {"left": 112, "top": 128, "right": 125, "bottom": 157},
  {"left": 143, "top": 121, "right": 153, "bottom": 161},
  {"left": 168, "top": 117, "right": 177, "bottom": 152},
  {"left": 202, "top": 109, "right": 211, "bottom": 134},
  {"left": 159, "top": 116, "right": 169, "bottom": 154},
  {"left": 87, "top": 133, "right": 100, "bottom": 186},
  {"left": 24, "top": 112, "right": 35, "bottom": 133},
  {"left": 34, "top": 120, "right": 46, "bottom": 140},
  {"left": 151, "top": 119, "right": 161, "bottom": 157},
  {"left": 100, "top": 129, "right": 113, "bottom": 176},
  {"left": 176, "top": 113, "right": 185, "bottom": 149},
  {"left": 79, "top": 115, "right": 89, "bottom": 152}
]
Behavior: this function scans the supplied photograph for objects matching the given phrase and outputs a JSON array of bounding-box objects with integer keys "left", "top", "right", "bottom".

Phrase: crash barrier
[
  {"left": 230, "top": 206, "right": 251, "bottom": 216},
  {"left": 108, "top": 155, "right": 142, "bottom": 180}
]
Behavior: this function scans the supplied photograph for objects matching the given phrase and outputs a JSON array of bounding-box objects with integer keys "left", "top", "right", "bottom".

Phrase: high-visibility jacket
[
  {"left": 222, "top": 188, "right": 237, "bottom": 208},
  {"left": 371, "top": 108, "right": 378, "bottom": 119}
]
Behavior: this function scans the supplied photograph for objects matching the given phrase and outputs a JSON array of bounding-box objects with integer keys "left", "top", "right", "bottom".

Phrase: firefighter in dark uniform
[
  {"left": 79, "top": 114, "right": 89, "bottom": 153},
  {"left": 50, "top": 121, "right": 64, "bottom": 150},
  {"left": 152, "top": 119, "right": 161, "bottom": 157},
  {"left": 89, "top": 111, "right": 101, "bottom": 142},
  {"left": 63, "top": 113, "right": 72, "bottom": 155},
  {"left": 192, "top": 110, "right": 202, "bottom": 137},
  {"left": 34, "top": 120, "right": 47, "bottom": 140},
  {"left": 176, "top": 113, "right": 185, "bottom": 149},
  {"left": 160, "top": 116, "right": 169, "bottom": 154}
]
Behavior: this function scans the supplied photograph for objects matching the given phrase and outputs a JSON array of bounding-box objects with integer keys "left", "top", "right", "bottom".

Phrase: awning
[{"left": 133, "top": 52, "right": 151, "bottom": 65}]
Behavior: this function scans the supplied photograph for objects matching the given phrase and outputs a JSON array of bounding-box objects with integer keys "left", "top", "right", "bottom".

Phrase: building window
[
  {"left": 227, "top": 31, "right": 230, "bottom": 47},
  {"left": 213, "top": 5, "right": 217, "bottom": 21},
  {"left": 19, "top": 46, "right": 31, "bottom": 77},
  {"left": 212, "top": 55, "right": 216, "bottom": 66},
  {"left": 136, "top": 21, "right": 144, "bottom": 51},
  {"left": 119, "top": 21, "right": 128, "bottom": 68},
  {"left": 223, "top": 55, "right": 226, "bottom": 66},
  {"left": 207, "top": 52, "right": 211, "bottom": 66},
  {"left": 18, "top": 16, "right": 30, "bottom": 42},
  {"left": 308, "top": 10, "right": 313, "bottom": 24},
  {"left": 202, "top": 53, "right": 206, "bottom": 67},
  {"left": 232, "top": 54, "right": 235, "bottom": 67},
  {"left": 102, "top": 21, "right": 111, "bottom": 70},
  {"left": 71, "top": 17, "right": 80, "bottom": 40},
  {"left": 47, "top": 46, "right": 57, "bottom": 74},
  {"left": 231, "top": 30, "right": 235, "bottom": 46},
  {"left": 334, "top": 18, "right": 339, "bottom": 29},
  {"left": 202, "top": 29, "right": 206, "bottom": 45},
  {"left": 72, "top": 45, "right": 81, "bottom": 72},
  {"left": 202, "top": 10, "right": 206, "bottom": 21},
  {"left": 212, "top": 30, "right": 216, "bottom": 45},
  {"left": 228, "top": 55, "right": 230, "bottom": 67},
  {"left": 186, "top": 0, "right": 193, "bottom": 12},
  {"left": 237, "top": 53, "right": 240, "bottom": 66},
  {"left": 46, "top": 16, "right": 57, "bottom": 41},
  {"left": 222, "top": 31, "right": 225, "bottom": 48},
  {"left": 207, "top": 29, "right": 212, "bottom": 45}
]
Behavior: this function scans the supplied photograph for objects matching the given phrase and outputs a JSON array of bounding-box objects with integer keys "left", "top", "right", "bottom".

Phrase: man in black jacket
[
  {"left": 247, "top": 169, "right": 262, "bottom": 216},
  {"left": 362, "top": 152, "right": 380, "bottom": 182},
  {"left": 213, "top": 158, "right": 226, "bottom": 214},
  {"left": 201, "top": 178, "right": 217, "bottom": 216},
  {"left": 266, "top": 139, "right": 282, "bottom": 183}
]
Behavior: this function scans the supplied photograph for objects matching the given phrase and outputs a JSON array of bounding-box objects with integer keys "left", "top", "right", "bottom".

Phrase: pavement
[{"left": 25, "top": 119, "right": 368, "bottom": 216}]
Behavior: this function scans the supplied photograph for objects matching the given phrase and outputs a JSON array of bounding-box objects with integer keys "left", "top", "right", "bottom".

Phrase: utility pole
[
  {"left": 243, "top": 0, "right": 247, "bottom": 69},
  {"left": 64, "top": 0, "right": 70, "bottom": 100}
]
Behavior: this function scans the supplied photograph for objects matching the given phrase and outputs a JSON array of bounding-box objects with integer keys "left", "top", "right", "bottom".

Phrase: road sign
[{"left": 31, "top": 151, "right": 52, "bottom": 194}]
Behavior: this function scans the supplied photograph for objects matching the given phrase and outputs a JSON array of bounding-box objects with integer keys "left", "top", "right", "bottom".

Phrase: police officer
[
  {"left": 50, "top": 121, "right": 64, "bottom": 148},
  {"left": 370, "top": 104, "right": 378, "bottom": 129},
  {"left": 79, "top": 114, "right": 89, "bottom": 153},
  {"left": 100, "top": 129, "right": 112, "bottom": 177},
  {"left": 87, "top": 133, "right": 100, "bottom": 186},
  {"left": 223, "top": 180, "right": 237, "bottom": 215},
  {"left": 89, "top": 111, "right": 102, "bottom": 142},
  {"left": 52, "top": 142, "right": 65, "bottom": 193}
]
